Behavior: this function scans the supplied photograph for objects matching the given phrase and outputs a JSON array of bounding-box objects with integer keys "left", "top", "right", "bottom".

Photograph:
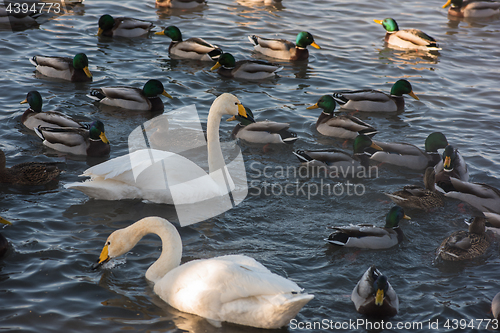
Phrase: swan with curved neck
[
  {"left": 94, "top": 217, "right": 313, "bottom": 329},
  {"left": 66, "top": 93, "right": 248, "bottom": 204}
]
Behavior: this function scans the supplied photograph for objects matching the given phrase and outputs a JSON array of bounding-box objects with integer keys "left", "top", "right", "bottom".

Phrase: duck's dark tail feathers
[
  {"left": 332, "top": 93, "right": 348, "bottom": 105},
  {"left": 326, "top": 231, "right": 348, "bottom": 246},
  {"left": 248, "top": 35, "right": 259, "bottom": 46},
  {"left": 292, "top": 150, "right": 311, "bottom": 163},
  {"left": 279, "top": 130, "right": 298, "bottom": 144},
  {"left": 87, "top": 89, "right": 106, "bottom": 102},
  {"left": 208, "top": 48, "right": 223, "bottom": 61}
]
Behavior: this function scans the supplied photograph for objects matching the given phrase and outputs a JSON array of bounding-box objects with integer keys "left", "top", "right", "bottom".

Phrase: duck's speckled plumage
[{"left": 0, "top": 149, "right": 61, "bottom": 186}]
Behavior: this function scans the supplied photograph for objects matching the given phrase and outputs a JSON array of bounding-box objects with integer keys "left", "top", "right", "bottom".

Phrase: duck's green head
[
  {"left": 97, "top": 14, "right": 114, "bottom": 36},
  {"left": 227, "top": 107, "right": 255, "bottom": 125},
  {"left": 442, "top": 0, "right": 462, "bottom": 8},
  {"left": 306, "top": 95, "right": 336, "bottom": 114},
  {"left": 20, "top": 90, "right": 43, "bottom": 112},
  {"left": 143, "top": 79, "right": 173, "bottom": 99},
  {"left": 73, "top": 53, "right": 92, "bottom": 79},
  {"left": 424, "top": 132, "right": 448, "bottom": 153},
  {"left": 373, "top": 275, "right": 389, "bottom": 306},
  {"left": 296, "top": 31, "right": 320, "bottom": 49},
  {"left": 374, "top": 18, "right": 399, "bottom": 33},
  {"left": 353, "top": 134, "right": 383, "bottom": 154},
  {"left": 154, "top": 26, "right": 182, "bottom": 42},
  {"left": 442, "top": 145, "right": 458, "bottom": 171},
  {"left": 211, "top": 53, "right": 236, "bottom": 70},
  {"left": 89, "top": 120, "right": 109, "bottom": 144},
  {"left": 384, "top": 206, "right": 411, "bottom": 228},
  {"left": 390, "top": 79, "right": 418, "bottom": 100}
]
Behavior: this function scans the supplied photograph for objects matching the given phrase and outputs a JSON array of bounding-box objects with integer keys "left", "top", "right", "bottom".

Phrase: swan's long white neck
[
  {"left": 117, "top": 217, "right": 182, "bottom": 283},
  {"left": 206, "top": 100, "right": 225, "bottom": 175}
]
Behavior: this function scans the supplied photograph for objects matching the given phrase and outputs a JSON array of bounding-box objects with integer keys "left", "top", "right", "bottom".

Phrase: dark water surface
[{"left": 1, "top": 0, "right": 500, "bottom": 332}]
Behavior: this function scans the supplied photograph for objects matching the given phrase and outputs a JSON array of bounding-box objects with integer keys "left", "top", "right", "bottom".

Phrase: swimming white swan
[
  {"left": 93, "top": 217, "right": 313, "bottom": 329},
  {"left": 66, "top": 94, "right": 248, "bottom": 205}
]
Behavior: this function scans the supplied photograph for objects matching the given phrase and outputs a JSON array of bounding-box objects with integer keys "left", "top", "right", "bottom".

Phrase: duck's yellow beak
[
  {"left": 97, "top": 28, "right": 103, "bottom": 36},
  {"left": 371, "top": 142, "right": 383, "bottom": 151},
  {"left": 409, "top": 91, "right": 419, "bottom": 100},
  {"left": 100, "top": 132, "right": 110, "bottom": 144},
  {"left": 306, "top": 103, "right": 319, "bottom": 110},
  {"left": 442, "top": 0, "right": 452, "bottom": 8},
  {"left": 311, "top": 41, "right": 321, "bottom": 49},
  {"left": 0, "top": 216, "right": 12, "bottom": 225},
  {"left": 20, "top": 98, "right": 28, "bottom": 104},
  {"left": 210, "top": 62, "right": 222, "bottom": 71},
  {"left": 154, "top": 31, "right": 165, "bottom": 36},
  {"left": 83, "top": 66, "right": 93, "bottom": 79},
  {"left": 375, "top": 289, "right": 384, "bottom": 306},
  {"left": 374, "top": 19, "right": 383, "bottom": 25},
  {"left": 443, "top": 156, "right": 451, "bottom": 170},
  {"left": 403, "top": 214, "right": 411, "bottom": 220},
  {"left": 162, "top": 90, "right": 173, "bottom": 99}
]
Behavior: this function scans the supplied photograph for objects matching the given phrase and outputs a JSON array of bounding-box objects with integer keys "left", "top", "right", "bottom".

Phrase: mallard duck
[
  {"left": 326, "top": 206, "right": 410, "bottom": 249},
  {"left": 307, "top": 95, "right": 377, "bottom": 139},
  {"left": 93, "top": 217, "right": 313, "bottom": 329},
  {"left": 97, "top": 14, "right": 154, "bottom": 37},
  {"left": 30, "top": 53, "right": 92, "bottom": 82},
  {"left": 66, "top": 94, "right": 248, "bottom": 204},
  {"left": 443, "top": 0, "right": 500, "bottom": 18},
  {"left": 227, "top": 107, "right": 298, "bottom": 144},
  {"left": 385, "top": 167, "right": 444, "bottom": 210},
  {"left": 434, "top": 145, "right": 469, "bottom": 192},
  {"left": 34, "top": 120, "right": 110, "bottom": 157},
  {"left": 332, "top": 79, "right": 419, "bottom": 113},
  {"left": 437, "top": 216, "right": 490, "bottom": 261},
  {"left": 88, "top": 79, "right": 173, "bottom": 112},
  {"left": 211, "top": 53, "right": 283, "bottom": 80},
  {"left": 0, "top": 216, "right": 11, "bottom": 258},
  {"left": 352, "top": 265, "right": 398, "bottom": 317},
  {"left": 293, "top": 135, "right": 383, "bottom": 178},
  {"left": 155, "top": 26, "right": 222, "bottom": 61},
  {"left": 374, "top": 18, "right": 440, "bottom": 51},
  {"left": 20, "top": 91, "right": 84, "bottom": 130},
  {"left": 248, "top": 31, "right": 320, "bottom": 61},
  {"left": 445, "top": 178, "right": 500, "bottom": 214},
  {"left": 492, "top": 292, "right": 500, "bottom": 319},
  {"left": 0, "top": 149, "right": 61, "bottom": 185},
  {"left": 155, "top": 0, "right": 206, "bottom": 8},
  {"left": 368, "top": 132, "right": 449, "bottom": 170}
]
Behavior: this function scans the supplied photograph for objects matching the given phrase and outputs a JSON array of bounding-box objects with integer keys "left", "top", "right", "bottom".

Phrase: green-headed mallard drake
[
  {"left": 445, "top": 178, "right": 500, "bottom": 214},
  {"left": 156, "top": 0, "right": 206, "bottom": 8},
  {"left": 332, "top": 79, "right": 419, "bottom": 113},
  {"left": 437, "top": 216, "right": 490, "bottom": 261},
  {"left": 326, "top": 206, "right": 410, "bottom": 249},
  {"left": 434, "top": 145, "right": 469, "bottom": 193},
  {"left": 211, "top": 53, "right": 283, "bottom": 80},
  {"left": 443, "top": 0, "right": 500, "bottom": 18},
  {"left": 368, "top": 132, "right": 449, "bottom": 170},
  {"left": 307, "top": 95, "right": 377, "bottom": 139},
  {"left": 352, "top": 265, "right": 398, "bottom": 317},
  {"left": 0, "top": 216, "right": 11, "bottom": 258},
  {"left": 0, "top": 149, "right": 61, "bottom": 185},
  {"left": 97, "top": 14, "right": 154, "bottom": 38},
  {"left": 227, "top": 107, "right": 298, "bottom": 144},
  {"left": 88, "top": 79, "right": 173, "bottom": 112},
  {"left": 34, "top": 120, "right": 110, "bottom": 157},
  {"left": 30, "top": 53, "right": 92, "bottom": 82},
  {"left": 293, "top": 135, "right": 383, "bottom": 179},
  {"left": 385, "top": 167, "right": 444, "bottom": 210},
  {"left": 155, "top": 26, "right": 222, "bottom": 61},
  {"left": 492, "top": 292, "right": 500, "bottom": 319},
  {"left": 20, "top": 91, "right": 84, "bottom": 130},
  {"left": 374, "top": 18, "right": 440, "bottom": 51},
  {"left": 247, "top": 31, "right": 320, "bottom": 61}
]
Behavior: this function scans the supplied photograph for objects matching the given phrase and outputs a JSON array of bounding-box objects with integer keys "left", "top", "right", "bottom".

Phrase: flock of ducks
[{"left": 2, "top": 0, "right": 500, "bottom": 328}]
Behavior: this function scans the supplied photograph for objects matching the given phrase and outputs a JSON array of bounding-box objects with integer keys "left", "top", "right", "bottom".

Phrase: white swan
[
  {"left": 65, "top": 94, "right": 248, "bottom": 206},
  {"left": 94, "top": 217, "right": 313, "bottom": 329}
]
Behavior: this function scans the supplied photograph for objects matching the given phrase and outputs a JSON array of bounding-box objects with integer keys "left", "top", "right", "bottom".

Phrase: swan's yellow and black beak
[
  {"left": 408, "top": 91, "right": 419, "bottom": 100},
  {"left": 92, "top": 244, "right": 110, "bottom": 270},
  {"left": 0, "top": 216, "right": 12, "bottom": 225},
  {"left": 83, "top": 66, "right": 93, "bottom": 79},
  {"left": 237, "top": 104, "right": 247, "bottom": 117},
  {"left": 306, "top": 103, "right": 319, "bottom": 110},
  {"left": 375, "top": 288, "right": 385, "bottom": 306},
  {"left": 162, "top": 90, "right": 173, "bottom": 99},
  {"left": 210, "top": 62, "right": 222, "bottom": 71}
]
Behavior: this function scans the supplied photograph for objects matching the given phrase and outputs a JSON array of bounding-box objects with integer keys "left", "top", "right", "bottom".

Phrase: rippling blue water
[{"left": 1, "top": 0, "right": 500, "bottom": 332}]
